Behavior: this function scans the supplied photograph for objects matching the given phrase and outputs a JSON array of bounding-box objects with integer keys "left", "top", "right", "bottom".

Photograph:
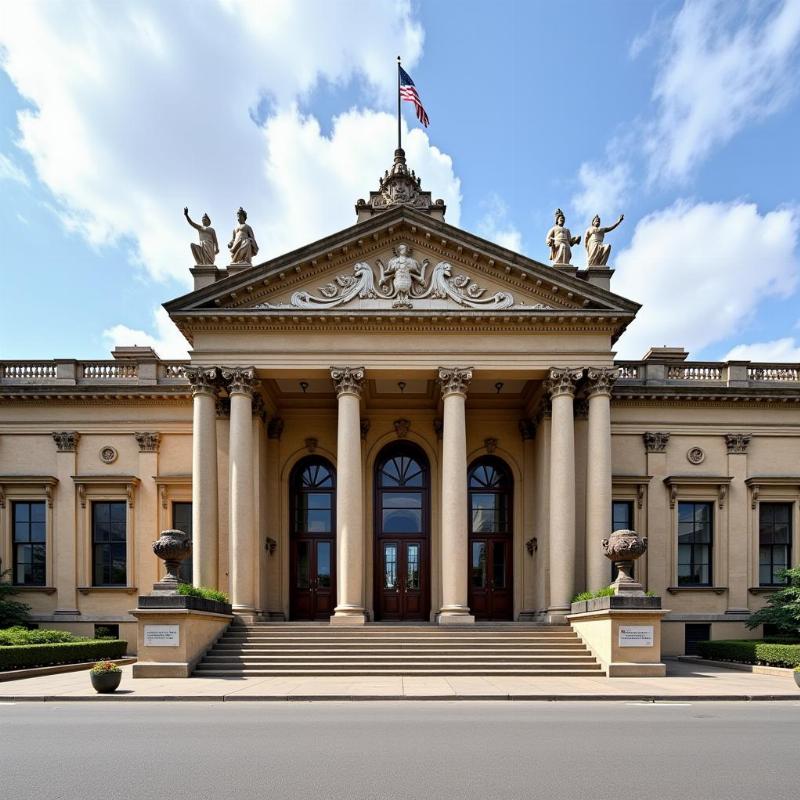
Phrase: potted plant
[{"left": 90, "top": 660, "right": 122, "bottom": 694}]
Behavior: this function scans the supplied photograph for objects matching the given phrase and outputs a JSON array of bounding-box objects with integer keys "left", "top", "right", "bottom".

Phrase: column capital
[
  {"left": 546, "top": 367, "right": 583, "bottom": 399},
  {"left": 438, "top": 367, "right": 473, "bottom": 398},
  {"left": 251, "top": 393, "right": 267, "bottom": 422},
  {"left": 134, "top": 431, "right": 160, "bottom": 453},
  {"left": 267, "top": 416, "right": 285, "bottom": 440},
  {"left": 52, "top": 431, "right": 80, "bottom": 452},
  {"left": 183, "top": 365, "right": 219, "bottom": 397},
  {"left": 643, "top": 431, "right": 670, "bottom": 453},
  {"left": 330, "top": 366, "right": 365, "bottom": 397},
  {"left": 586, "top": 367, "right": 619, "bottom": 397},
  {"left": 725, "top": 433, "right": 751, "bottom": 454},
  {"left": 221, "top": 366, "right": 259, "bottom": 397}
]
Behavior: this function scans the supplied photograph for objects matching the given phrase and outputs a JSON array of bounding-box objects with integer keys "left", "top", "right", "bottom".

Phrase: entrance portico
[{"left": 166, "top": 152, "right": 639, "bottom": 625}]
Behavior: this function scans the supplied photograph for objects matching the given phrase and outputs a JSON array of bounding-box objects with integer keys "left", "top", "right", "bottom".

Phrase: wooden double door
[{"left": 374, "top": 443, "right": 430, "bottom": 621}]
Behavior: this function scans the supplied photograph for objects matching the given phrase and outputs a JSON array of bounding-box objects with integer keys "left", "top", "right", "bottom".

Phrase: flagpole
[{"left": 397, "top": 55, "right": 402, "bottom": 151}]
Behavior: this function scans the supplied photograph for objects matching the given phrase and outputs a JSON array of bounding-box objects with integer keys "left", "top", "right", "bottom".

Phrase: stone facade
[{"left": 1, "top": 162, "right": 798, "bottom": 656}]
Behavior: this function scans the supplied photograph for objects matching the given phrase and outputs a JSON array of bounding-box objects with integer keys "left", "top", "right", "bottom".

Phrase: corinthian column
[
  {"left": 585, "top": 368, "right": 617, "bottom": 592},
  {"left": 222, "top": 366, "right": 259, "bottom": 616},
  {"left": 330, "top": 366, "right": 367, "bottom": 624},
  {"left": 438, "top": 367, "right": 475, "bottom": 625},
  {"left": 184, "top": 366, "right": 219, "bottom": 589},
  {"left": 546, "top": 367, "right": 582, "bottom": 620}
]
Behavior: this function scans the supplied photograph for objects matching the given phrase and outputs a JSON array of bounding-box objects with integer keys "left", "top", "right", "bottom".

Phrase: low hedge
[
  {"left": 697, "top": 639, "right": 800, "bottom": 668},
  {"left": 0, "top": 639, "right": 128, "bottom": 670},
  {"left": 0, "top": 626, "right": 85, "bottom": 646}
]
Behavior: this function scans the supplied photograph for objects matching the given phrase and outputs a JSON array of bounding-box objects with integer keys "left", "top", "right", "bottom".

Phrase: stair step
[{"left": 193, "top": 667, "right": 603, "bottom": 677}]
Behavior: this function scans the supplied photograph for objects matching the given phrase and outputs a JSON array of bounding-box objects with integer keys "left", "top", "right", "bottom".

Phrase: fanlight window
[
  {"left": 377, "top": 447, "right": 427, "bottom": 534},
  {"left": 292, "top": 458, "right": 335, "bottom": 535},
  {"left": 468, "top": 457, "right": 511, "bottom": 535}
]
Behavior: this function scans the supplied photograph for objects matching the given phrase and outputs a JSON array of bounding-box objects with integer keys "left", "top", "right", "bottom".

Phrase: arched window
[
  {"left": 376, "top": 443, "right": 428, "bottom": 534},
  {"left": 468, "top": 456, "right": 512, "bottom": 535},
  {"left": 291, "top": 456, "right": 336, "bottom": 535}
]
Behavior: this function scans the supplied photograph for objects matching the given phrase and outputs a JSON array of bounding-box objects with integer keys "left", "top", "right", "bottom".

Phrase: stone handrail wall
[
  {"left": 0, "top": 359, "right": 190, "bottom": 386},
  {"left": 616, "top": 359, "right": 800, "bottom": 387}
]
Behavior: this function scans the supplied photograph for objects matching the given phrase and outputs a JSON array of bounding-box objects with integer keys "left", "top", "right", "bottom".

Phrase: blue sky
[{"left": 1, "top": 0, "right": 799, "bottom": 361}]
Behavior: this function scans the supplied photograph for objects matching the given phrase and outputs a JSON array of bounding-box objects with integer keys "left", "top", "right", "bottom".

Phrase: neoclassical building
[{"left": 1, "top": 150, "right": 798, "bottom": 655}]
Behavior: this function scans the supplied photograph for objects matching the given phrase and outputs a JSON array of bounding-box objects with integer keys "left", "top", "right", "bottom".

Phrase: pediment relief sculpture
[{"left": 254, "top": 244, "right": 551, "bottom": 312}]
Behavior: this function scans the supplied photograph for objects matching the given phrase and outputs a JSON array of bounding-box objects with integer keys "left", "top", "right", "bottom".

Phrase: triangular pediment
[{"left": 165, "top": 206, "right": 639, "bottom": 336}]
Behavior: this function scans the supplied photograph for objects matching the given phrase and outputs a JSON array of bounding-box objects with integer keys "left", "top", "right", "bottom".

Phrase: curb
[{"left": 2, "top": 693, "right": 798, "bottom": 703}]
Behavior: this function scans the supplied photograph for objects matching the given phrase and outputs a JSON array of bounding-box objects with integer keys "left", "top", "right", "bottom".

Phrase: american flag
[{"left": 399, "top": 65, "right": 429, "bottom": 128}]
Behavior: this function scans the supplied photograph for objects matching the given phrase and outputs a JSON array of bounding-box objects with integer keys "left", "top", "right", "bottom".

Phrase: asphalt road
[{"left": 2, "top": 701, "right": 799, "bottom": 800}]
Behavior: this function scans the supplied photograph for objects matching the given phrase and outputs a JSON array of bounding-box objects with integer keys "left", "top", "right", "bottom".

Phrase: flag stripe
[{"left": 398, "top": 65, "right": 429, "bottom": 128}]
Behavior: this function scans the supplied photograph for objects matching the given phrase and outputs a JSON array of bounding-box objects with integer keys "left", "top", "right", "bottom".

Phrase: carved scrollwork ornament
[
  {"left": 182, "top": 366, "right": 219, "bottom": 397},
  {"left": 438, "top": 367, "right": 473, "bottom": 398},
  {"left": 687, "top": 447, "right": 705, "bottom": 465},
  {"left": 393, "top": 418, "right": 411, "bottom": 438},
  {"left": 518, "top": 419, "right": 537, "bottom": 440},
  {"left": 221, "top": 366, "right": 258, "bottom": 397},
  {"left": 546, "top": 368, "right": 582, "bottom": 399},
  {"left": 267, "top": 417, "right": 285, "bottom": 440},
  {"left": 586, "top": 367, "right": 619, "bottom": 397},
  {"left": 330, "top": 366, "right": 365, "bottom": 397},
  {"left": 484, "top": 437, "right": 498, "bottom": 454},
  {"left": 134, "top": 432, "right": 160, "bottom": 453},
  {"left": 99, "top": 446, "right": 118, "bottom": 464}
]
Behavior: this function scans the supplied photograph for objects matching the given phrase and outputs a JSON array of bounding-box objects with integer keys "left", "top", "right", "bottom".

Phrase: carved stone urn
[
  {"left": 151, "top": 529, "right": 191, "bottom": 594},
  {"left": 602, "top": 529, "right": 647, "bottom": 596}
]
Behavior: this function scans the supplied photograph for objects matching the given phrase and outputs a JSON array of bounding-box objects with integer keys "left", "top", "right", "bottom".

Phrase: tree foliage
[
  {"left": 746, "top": 567, "right": 800, "bottom": 633},
  {"left": 0, "top": 568, "right": 31, "bottom": 628}
]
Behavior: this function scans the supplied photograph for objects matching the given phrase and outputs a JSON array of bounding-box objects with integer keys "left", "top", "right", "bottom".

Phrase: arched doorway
[
  {"left": 374, "top": 442, "right": 430, "bottom": 621},
  {"left": 468, "top": 456, "right": 513, "bottom": 620},
  {"left": 289, "top": 456, "right": 336, "bottom": 620}
]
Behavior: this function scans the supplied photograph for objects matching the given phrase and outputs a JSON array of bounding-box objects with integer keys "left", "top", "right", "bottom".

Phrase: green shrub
[
  {"left": 0, "top": 569, "right": 31, "bottom": 628},
  {"left": 746, "top": 567, "right": 800, "bottom": 634},
  {"left": 696, "top": 639, "right": 800, "bottom": 669},
  {"left": 0, "top": 626, "right": 85, "bottom": 646},
  {"left": 0, "top": 640, "right": 127, "bottom": 670},
  {"left": 572, "top": 586, "right": 615, "bottom": 603},
  {"left": 177, "top": 583, "right": 229, "bottom": 603}
]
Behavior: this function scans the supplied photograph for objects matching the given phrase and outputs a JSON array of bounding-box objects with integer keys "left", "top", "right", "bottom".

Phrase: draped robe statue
[
  {"left": 184, "top": 207, "right": 219, "bottom": 266},
  {"left": 545, "top": 209, "right": 581, "bottom": 265},
  {"left": 228, "top": 207, "right": 259, "bottom": 266},
  {"left": 584, "top": 214, "right": 624, "bottom": 266}
]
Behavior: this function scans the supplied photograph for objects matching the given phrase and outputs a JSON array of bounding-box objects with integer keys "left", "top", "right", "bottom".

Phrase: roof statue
[
  {"left": 228, "top": 207, "right": 259, "bottom": 266},
  {"left": 585, "top": 213, "right": 624, "bottom": 267},
  {"left": 545, "top": 208, "right": 581, "bottom": 266},
  {"left": 183, "top": 207, "right": 219, "bottom": 266},
  {"left": 355, "top": 148, "right": 446, "bottom": 222}
]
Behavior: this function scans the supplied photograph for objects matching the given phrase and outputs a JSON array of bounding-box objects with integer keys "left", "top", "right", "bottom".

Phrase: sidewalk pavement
[{"left": 1, "top": 659, "right": 798, "bottom": 701}]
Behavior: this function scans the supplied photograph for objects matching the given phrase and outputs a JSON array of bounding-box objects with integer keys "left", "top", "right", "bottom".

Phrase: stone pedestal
[{"left": 568, "top": 596, "right": 667, "bottom": 677}]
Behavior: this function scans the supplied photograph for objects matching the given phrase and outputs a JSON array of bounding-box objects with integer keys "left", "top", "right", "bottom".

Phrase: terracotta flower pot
[{"left": 90, "top": 670, "right": 122, "bottom": 694}]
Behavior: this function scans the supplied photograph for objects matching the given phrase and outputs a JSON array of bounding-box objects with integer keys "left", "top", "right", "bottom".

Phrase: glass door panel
[
  {"left": 383, "top": 544, "right": 398, "bottom": 590},
  {"left": 316, "top": 541, "right": 331, "bottom": 589}
]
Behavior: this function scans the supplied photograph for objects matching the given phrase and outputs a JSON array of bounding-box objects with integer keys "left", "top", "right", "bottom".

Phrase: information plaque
[
  {"left": 618, "top": 625, "right": 654, "bottom": 647},
  {"left": 143, "top": 624, "right": 180, "bottom": 647}
]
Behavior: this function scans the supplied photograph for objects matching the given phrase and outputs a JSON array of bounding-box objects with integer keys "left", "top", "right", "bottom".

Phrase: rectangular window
[
  {"left": 94, "top": 624, "right": 120, "bottom": 640},
  {"left": 12, "top": 501, "right": 47, "bottom": 586},
  {"left": 759, "top": 502, "right": 792, "bottom": 586},
  {"left": 611, "top": 501, "right": 635, "bottom": 581},
  {"left": 172, "top": 501, "right": 193, "bottom": 584},
  {"left": 92, "top": 501, "right": 127, "bottom": 586},
  {"left": 677, "top": 501, "right": 713, "bottom": 586}
]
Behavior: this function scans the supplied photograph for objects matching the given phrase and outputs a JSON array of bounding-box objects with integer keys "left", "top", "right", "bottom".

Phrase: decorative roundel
[
  {"left": 686, "top": 447, "right": 705, "bottom": 465},
  {"left": 99, "top": 446, "right": 118, "bottom": 464}
]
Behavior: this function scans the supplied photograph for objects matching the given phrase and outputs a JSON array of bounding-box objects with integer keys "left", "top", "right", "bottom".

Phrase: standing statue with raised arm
[
  {"left": 184, "top": 207, "right": 219, "bottom": 266},
  {"left": 228, "top": 207, "right": 259, "bottom": 266},
  {"left": 584, "top": 213, "right": 624, "bottom": 266},
  {"left": 545, "top": 208, "right": 581, "bottom": 265}
]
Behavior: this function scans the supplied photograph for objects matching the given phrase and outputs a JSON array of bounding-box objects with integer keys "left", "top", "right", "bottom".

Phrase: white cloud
[
  {"left": 0, "top": 0, "right": 461, "bottom": 286},
  {"left": 724, "top": 337, "right": 800, "bottom": 362},
  {"left": 613, "top": 200, "right": 800, "bottom": 359},
  {"left": 474, "top": 193, "right": 522, "bottom": 253},
  {"left": 102, "top": 307, "right": 190, "bottom": 359},
  {"left": 571, "top": 161, "right": 630, "bottom": 222},
  {"left": 646, "top": 0, "right": 800, "bottom": 182},
  {"left": 0, "top": 153, "right": 29, "bottom": 185}
]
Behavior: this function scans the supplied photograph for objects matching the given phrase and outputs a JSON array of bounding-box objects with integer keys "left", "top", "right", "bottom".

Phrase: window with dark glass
[
  {"left": 677, "top": 501, "right": 712, "bottom": 586},
  {"left": 12, "top": 501, "right": 46, "bottom": 586},
  {"left": 92, "top": 501, "right": 127, "bottom": 586},
  {"left": 172, "top": 501, "right": 193, "bottom": 584},
  {"left": 759, "top": 502, "right": 792, "bottom": 586},
  {"left": 292, "top": 458, "right": 335, "bottom": 534},
  {"left": 468, "top": 458, "right": 511, "bottom": 535},
  {"left": 378, "top": 449, "right": 425, "bottom": 534},
  {"left": 611, "top": 500, "right": 635, "bottom": 580}
]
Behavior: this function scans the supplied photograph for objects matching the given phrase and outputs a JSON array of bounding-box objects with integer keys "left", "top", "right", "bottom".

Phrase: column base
[
  {"left": 331, "top": 606, "right": 367, "bottom": 625},
  {"left": 544, "top": 606, "right": 571, "bottom": 625},
  {"left": 232, "top": 606, "right": 257, "bottom": 625},
  {"left": 437, "top": 607, "right": 475, "bottom": 625}
]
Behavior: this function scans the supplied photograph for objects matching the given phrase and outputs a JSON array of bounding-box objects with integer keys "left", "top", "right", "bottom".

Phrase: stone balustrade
[
  {"left": 0, "top": 359, "right": 190, "bottom": 386},
  {"left": 614, "top": 359, "right": 800, "bottom": 387}
]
